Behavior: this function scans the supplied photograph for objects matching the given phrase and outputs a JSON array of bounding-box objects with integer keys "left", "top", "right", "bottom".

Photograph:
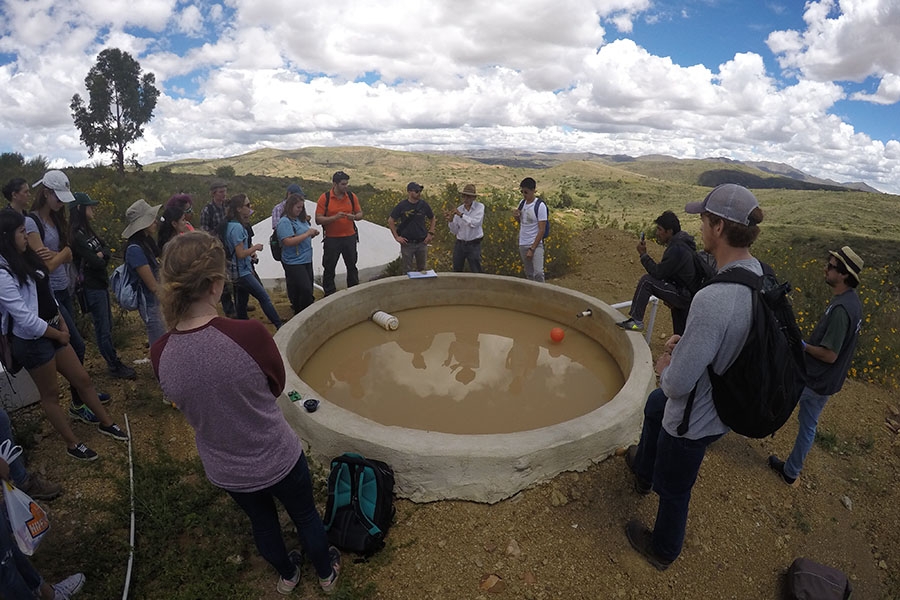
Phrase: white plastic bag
[{"left": 0, "top": 440, "right": 50, "bottom": 555}]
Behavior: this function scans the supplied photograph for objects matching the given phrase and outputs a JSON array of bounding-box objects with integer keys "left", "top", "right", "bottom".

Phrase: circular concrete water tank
[{"left": 275, "top": 274, "right": 655, "bottom": 504}]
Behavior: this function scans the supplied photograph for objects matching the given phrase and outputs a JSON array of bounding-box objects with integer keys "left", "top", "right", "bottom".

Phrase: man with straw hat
[
  {"left": 768, "top": 245, "right": 864, "bottom": 487},
  {"left": 445, "top": 183, "right": 485, "bottom": 273}
]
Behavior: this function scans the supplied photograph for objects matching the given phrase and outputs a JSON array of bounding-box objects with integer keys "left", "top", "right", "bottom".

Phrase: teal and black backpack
[{"left": 323, "top": 453, "right": 395, "bottom": 555}]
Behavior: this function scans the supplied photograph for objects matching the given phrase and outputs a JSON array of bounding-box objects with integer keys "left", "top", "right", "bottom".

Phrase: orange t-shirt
[{"left": 316, "top": 190, "right": 358, "bottom": 238}]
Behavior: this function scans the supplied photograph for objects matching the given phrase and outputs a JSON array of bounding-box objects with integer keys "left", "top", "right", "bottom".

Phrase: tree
[{"left": 71, "top": 48, "right": 159, "bottom": 175}]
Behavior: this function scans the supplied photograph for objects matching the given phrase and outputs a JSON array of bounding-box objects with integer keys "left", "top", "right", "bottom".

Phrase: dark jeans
[
  {"left": 83, "top": 287, "right": 121, "bottom": 368},
  {"left": 0, "top": 508, "right": 42, "bottom": 598},
  {"left": 226, "top": 454, "right": 333, "bottom": 580},
  {"left": 632, "top": 388, "right": 723, "bottom": 562},
  {"left": 235, "top": 273, "right": 282, "bottom": 328},
  {"left": 53, "top": 289, "right": 85, "bottom": 362},
  {"left": 452, "top": 239, "right": 483, "bottom": 273},
  {"left": 629, "top": 275, "right": 691, "bottom": 334},
  {"left": 322, "top": 236, "right": 359, "bottom": 296},
  {"left": 283, "top": 262, "right": 315, "bottom": 315},
  {"left": 220, "top": 282, "right": 235, "bottom": 317}
]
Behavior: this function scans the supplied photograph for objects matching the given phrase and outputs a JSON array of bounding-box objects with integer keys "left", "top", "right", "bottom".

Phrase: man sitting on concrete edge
[{"left": 617, "top": 210, "right": 699, "bottom": 335}]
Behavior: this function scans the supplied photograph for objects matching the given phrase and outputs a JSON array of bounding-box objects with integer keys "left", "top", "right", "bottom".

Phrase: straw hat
[
  {"left": 828, "top": 246, "right": 864, "bottom": 284},
  {"left": 461, "top": 183, "right": 478, "bottom": 197},
  {"left": 122, "top": 199, "right": 161, "bottom": 238}
]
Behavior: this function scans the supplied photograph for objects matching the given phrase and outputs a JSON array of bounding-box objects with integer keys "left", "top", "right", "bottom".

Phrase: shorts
[{"left": 11, "top": 329, "right": 63, "bottom": 371}]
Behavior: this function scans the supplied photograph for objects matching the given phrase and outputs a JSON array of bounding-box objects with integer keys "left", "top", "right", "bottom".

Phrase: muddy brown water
[{"left": 299, "top": 305, "right": 624, "bottom": 434}]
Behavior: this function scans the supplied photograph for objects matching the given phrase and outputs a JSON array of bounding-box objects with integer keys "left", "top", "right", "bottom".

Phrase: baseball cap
[
  {"left": 407, "top": 182, "right": 424, "bottom": 193},
  {"left": 685, "top": 184, "right": 759, "bottom": 226},
  {"left": 33, "top": 170, "right": 76, "bottom": 203}
]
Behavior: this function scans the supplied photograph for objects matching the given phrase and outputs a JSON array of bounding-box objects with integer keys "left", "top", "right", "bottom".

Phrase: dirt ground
[{"left": 19, "top": 227, "right": 900, "bottom": 599}]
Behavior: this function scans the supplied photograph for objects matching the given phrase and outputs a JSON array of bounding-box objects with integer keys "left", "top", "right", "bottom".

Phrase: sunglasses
[{"left": 826, "top": 262, "right": 845, "bottom": 273}]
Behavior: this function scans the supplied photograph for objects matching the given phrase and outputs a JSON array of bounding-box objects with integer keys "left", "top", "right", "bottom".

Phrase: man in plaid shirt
[{"left": 200, "top": 180, "right": 235, "bottom": 316}]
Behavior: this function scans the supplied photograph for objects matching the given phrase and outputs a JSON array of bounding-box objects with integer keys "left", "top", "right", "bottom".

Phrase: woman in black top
[{"left": 69, "top": 193, "right": 136, "bottom": 379}]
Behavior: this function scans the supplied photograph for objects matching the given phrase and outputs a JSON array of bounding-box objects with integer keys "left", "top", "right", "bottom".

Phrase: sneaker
[
  {"left": 109, "top": 362, "right": 137, "bottom": 380},
  {"left": 97, "top": 391, "right": 111, "bottom": 405},
  {"left": 624, "top": 445, "right": 652, "bottom": 495},
  {"left": 66, "top": 443, "right": 98, "bottom": 462},
  {"left": 319, "top": 546, "right": 341, "bottom": 595},
  {"left": 98, "top": 423, "right": 129, "bottom": 442},
  {"left": 275, "top": 549, "right": 305, "bottom": 595},
  {"left": 616, "top": 318, "right": 644, "bottom": 332},
  {"left": 767, "top": 455, "right": 798, "bottom": 487},
  {"left": 68, "top": 404, "right": 99, "bottom": 424},
  {"left": 19, "top": 473, "right": 63, "bottom": 501},
  {"left": 625, "top": 520, "right": 673, "bottom": 571},
  {"left": 52, "top": 572, "right": 85, "bottom": 599}
]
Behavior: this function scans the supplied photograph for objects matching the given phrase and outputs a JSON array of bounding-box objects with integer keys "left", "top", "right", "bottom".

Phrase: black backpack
[
  {"left": 786, "top": 557, "right": 853, "bottom": 599},
  {"left": 677, "top": 267, "right": 806, "bottom": 438},
  {"left": 687, "top": 250, "right": 717, "bottom": 295},
  {"left": 323, "top": 453, "right": 395, "bottom": 555}
]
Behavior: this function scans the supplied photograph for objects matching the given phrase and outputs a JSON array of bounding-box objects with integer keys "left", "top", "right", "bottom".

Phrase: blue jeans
[
  {"left": 83, "top": 287, "right": 121, "bottom": 368},
  {"left": 0, "top": 409, "right": 27, "bottom": 486},
  {"left": 226, "top": 454, "right": 332, "bottom": 580},
  {"left": 633, "top": 387, "right": 723, "bottom": 562},
  {"left": 138, "top": 294, "right": 166, "bottom": 346},
  {"left": 0, "top": 509, "right": 42, "bottom": 599},
  {"left": 53, "top": 289, "right": 85, "bottom": 362},
  {"left": 235, "top": 273, "right": 282, "bottom": 328},
  {"left": 784, "top": 386, "right": 830, "bottom": 479}
]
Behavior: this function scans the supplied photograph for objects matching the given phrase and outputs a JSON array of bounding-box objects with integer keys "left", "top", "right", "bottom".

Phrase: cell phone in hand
[{"left": 640, "top": 232, "right": 645, "bottom": 242}]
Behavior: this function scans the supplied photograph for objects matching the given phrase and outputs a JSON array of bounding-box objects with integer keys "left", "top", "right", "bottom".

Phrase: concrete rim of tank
[{"left": 275, "top": 274, "right": 655, "bottom": 504}]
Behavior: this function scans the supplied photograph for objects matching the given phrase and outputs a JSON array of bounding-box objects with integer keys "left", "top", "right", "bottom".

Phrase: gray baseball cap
[{"left": 685, "top": 184, "right": 759, "bottom": 226}]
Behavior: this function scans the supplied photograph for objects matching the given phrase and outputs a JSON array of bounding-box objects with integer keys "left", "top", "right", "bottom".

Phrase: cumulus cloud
[{"left": 0, "top": 0, "right": 898, "bottom": 193}]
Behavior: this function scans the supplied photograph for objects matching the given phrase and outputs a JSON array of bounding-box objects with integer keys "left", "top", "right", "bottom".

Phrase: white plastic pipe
[{"left": 371, "top": 310, "right": 399, "bottom": 331}]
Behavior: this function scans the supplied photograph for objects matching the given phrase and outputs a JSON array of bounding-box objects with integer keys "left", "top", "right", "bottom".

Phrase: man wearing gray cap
[
  {"left": 768, "top": 245, "right": 863, "bottom": 487},
  {"left": 388, "top": 182, "right": 436, "bottom": 273},
  {"left": 624, "top": 183, "right": 765, "bottom": 570}
]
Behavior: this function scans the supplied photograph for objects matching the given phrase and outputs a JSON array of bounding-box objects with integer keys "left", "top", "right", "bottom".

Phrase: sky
[{"left": 1, "top": 0, "right": 899, "bottom": 194}]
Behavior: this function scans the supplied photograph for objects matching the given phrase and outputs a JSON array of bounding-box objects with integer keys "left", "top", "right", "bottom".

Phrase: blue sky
[{"left": 1, "top": 0, "right": 898, "bottom": 193}]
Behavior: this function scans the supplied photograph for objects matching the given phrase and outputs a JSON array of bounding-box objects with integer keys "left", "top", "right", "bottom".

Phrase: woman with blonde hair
[{"left": 151, "top": 231, "right": 340, "bottom": 595}]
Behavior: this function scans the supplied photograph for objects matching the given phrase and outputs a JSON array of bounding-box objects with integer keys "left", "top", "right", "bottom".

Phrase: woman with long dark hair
[
  {"left": 0, "top": 210, "right": 127, "bottom": 460},
  {"left": 223, "top": 194, "right": 282, "bottom": 328},
  {"left": 151, "top": 231, "right": 340, "bottom": 595},
  {"left": 276, "top": 193, "right": 319, "bottom": 314},
  {"left": 27, "top": 171, "right": 100, "bottom": 423},
  {"left": 157, "top": 205, "right": 188, "bottom": 251},
  {"left": 68, "top": 192, "right": 136, "bottom": 379},
  {"left": 122, "top": 199, "right": 165, "bottom": 346}
]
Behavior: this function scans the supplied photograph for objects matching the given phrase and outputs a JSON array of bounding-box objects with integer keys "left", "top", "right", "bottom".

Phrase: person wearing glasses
[
  {"left": 222, "top": 194, "right": 282, "bottom": 329},
  {"left": 768, "top": 246, "right": 863, "bottom": 487}
]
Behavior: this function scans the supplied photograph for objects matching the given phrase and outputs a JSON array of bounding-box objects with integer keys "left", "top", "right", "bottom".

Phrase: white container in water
[{"left": 371, "top": 310, "right": 399, "bottom": 331}]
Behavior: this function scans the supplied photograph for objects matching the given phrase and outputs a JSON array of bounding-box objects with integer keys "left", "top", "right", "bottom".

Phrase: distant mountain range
[{"left": 150, "top": 146, "right": 883, "bottom": 194}]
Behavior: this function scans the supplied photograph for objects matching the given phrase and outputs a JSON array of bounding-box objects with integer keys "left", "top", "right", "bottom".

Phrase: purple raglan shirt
[{"left": 151, "top": 317, "right": 302, "bottom": 492}]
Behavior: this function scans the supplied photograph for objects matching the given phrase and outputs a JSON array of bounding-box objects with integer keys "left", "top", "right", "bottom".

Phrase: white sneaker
[
  {"left": 52, "top": 573, "right": 85, "bottom": 599},
  {"left": 319, "top": 546, "right": 341, "bottom": 595}
]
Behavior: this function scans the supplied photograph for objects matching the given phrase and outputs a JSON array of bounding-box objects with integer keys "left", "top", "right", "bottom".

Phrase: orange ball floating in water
[{"left": 550, "top": 327, "right": 565, "bottom": 342}]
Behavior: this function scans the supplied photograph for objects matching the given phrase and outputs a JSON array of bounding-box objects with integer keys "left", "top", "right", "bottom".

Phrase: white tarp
[{"left": 252, "top": 200, "right": 399, "bottom": 291}]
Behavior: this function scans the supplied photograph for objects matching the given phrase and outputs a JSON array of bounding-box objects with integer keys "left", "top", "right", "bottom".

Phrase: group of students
[{"left": 0, "top": 172, "right": 343, "bottom": 597}]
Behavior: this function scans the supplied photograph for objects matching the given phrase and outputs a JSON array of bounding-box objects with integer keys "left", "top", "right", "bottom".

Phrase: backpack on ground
[
  {"left": 269, "top": 230, "right": 282, "bottom": 262},
  {"left": 110, "top": 263, "right": 141, "bottom": 311},
  {"left": 677, "top": 266, "right": 806, "bottom": 438},
  {"left": 323, "top": 453, "right": 395, "bottom": 555},
  {"left": 517, "top": 198, "right": 550, "bottom": 239},
  {"left": 785, "top": 557, "right": 853, "bottom": 600}
]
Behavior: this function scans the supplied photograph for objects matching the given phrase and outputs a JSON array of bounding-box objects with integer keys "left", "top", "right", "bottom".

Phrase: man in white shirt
[
  {"left": 512, "top": 177, "right": 547, "bottom": 282},
  {"left": 445, "top": 183, "right": 485, "bottom": 273}
]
